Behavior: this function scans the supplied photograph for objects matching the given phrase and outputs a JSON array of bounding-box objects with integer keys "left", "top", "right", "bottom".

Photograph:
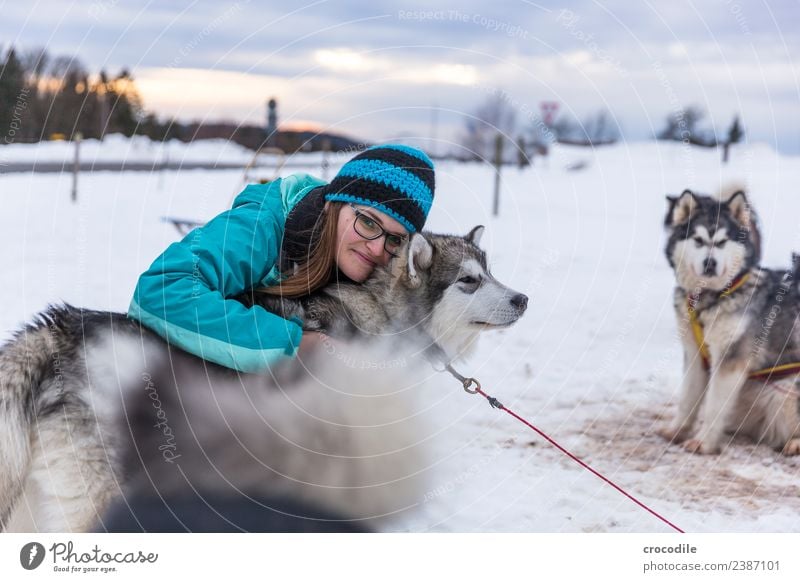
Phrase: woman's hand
[{"left": 297, "top": 331, "right": 330, "bottom": 360}]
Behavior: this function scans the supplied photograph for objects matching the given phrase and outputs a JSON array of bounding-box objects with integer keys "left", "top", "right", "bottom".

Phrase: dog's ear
[
  {"left": 664, "top": 195, "right": 677, "bottom": 226},
  {"left": 725, "top": 190, "right": 752, "bottom": 228},
  {"left": 406, "top": 234, "right": 433, "bottom": 288},
  {"left": 666, "top": 190, "right": 698, "bottom": 226},
  {"left": 465, "top": 225, "right": 485, "bottom": 246}
]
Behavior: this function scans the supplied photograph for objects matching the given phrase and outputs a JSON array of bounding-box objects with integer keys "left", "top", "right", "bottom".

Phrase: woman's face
[{"left": 335, "top": 204, "right": 409, "bottom": 282}]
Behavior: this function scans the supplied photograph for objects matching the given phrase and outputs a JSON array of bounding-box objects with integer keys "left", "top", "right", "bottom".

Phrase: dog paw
[
  {"left": 682, "top": 439, "right": 721, "bottom": 455},
  {"left": 657, "top": 426, "right": 690, "bottom": 444},
  {"left": 782, "top": 439, "right": 800, "bottom": 456}
]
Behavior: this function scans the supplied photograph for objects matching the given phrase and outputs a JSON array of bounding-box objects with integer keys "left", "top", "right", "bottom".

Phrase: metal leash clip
[
  {"left": 444, "top": 363, "right": 481, "bottom": 394},
  {"left": 461, "top": 377, "right": 481, "bottom": 394}
]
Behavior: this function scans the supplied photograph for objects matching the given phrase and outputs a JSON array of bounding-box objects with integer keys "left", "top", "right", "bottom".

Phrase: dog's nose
[
  {"left": 510, "top": 293, "right": 528, "bottom": 312},
  {"left": 703, "top": 257, "right": 717, "bottom": 276}
]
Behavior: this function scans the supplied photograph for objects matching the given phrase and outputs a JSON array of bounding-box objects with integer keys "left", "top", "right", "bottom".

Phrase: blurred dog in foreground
[{"left": 0, "top": 227, "right": 528, "bottom": 532}]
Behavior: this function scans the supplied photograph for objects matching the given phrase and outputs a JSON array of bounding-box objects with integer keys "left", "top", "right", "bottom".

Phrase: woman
[{"left": 128, "top": 144, "right": 435, "bottom": 373}]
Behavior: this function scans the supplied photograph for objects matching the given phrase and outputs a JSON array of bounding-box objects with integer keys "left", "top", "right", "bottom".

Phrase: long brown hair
[{"left": 256, "top": 201, "right": 343, "bottom": 298}]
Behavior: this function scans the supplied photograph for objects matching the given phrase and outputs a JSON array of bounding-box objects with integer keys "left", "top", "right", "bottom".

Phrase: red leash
[
  {"left": 472, "top": 386, "right": 685, "bottom": 533},
  {"left": 438, "top": 357, "right": 685, "bottom": 532}
]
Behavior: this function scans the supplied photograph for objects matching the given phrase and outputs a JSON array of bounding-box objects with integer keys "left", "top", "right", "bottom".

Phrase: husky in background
[
  {"left": 660, "top": 186, "right": 800, "bottom": 455},
  {"left": 0, "top": 227, "right": 528, "bottom": 532}
]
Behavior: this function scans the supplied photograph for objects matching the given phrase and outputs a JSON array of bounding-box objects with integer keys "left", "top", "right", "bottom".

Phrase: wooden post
[
  {"left": 71, "top": 132, "right": 82, "bottom": 203},
  {"left": 492, "top": 133, "right": 504, "bottom": 217},
  {"left": 321, "top": 138, "right": 332, "bottom": 181},
  {"left": 158, "top": 149, "right": 168, "bottom": 191},
  {"left": 517, "top": 135, "right": 531, "bottom": 169}
]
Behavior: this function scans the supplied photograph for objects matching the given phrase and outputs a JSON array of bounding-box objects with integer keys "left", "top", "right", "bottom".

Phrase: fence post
[
  {"left": 492, "top": 133, "right": 504, "bottom": 217},
  {"left": 517, "top": 135, "right": 531, "bottom": 169},
  {"left": 321, "top": 138, "right": 331, "bottom": 181},
  {"left": 71, "top": 132, "right": 82, "bottom": 203}
]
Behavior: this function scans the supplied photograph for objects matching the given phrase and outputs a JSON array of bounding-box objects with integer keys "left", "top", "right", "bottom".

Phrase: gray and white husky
[
  {"left": 0, "top": 227, "right": 528, "bottom": 532},
  {"left": 659, "top": 186, "right": 800, "bottom": 455}
]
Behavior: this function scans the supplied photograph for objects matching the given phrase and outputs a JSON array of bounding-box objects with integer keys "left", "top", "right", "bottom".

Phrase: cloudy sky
[{"left": 2, "top": 0, "right": 798, "bottom": 152}]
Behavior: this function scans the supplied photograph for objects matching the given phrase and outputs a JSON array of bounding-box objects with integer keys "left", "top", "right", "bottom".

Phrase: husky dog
[
  {"left": 659, "top": 187, "right": 800, "bottom": 455},
  {"left": 0, "top": 227, "right": 528, "bottom": 532},
  {"left": 246, "top": 227, "right": 528, "bottom": 354}
]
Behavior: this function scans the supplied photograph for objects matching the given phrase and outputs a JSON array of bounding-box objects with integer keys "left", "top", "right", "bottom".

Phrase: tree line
[
  {"left": 460, "top": 93, "right": 744, "bottom": 164},
  {"left": 0, "top": 46, "right": 346, "bottom": 152},
  {"left": 0, "top": 46, "right": 178, "bottom": 144}
]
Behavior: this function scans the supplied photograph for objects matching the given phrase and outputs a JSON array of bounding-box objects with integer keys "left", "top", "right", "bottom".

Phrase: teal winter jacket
[{"left": 128, "top": 173, "right": 327, "bottom": 373}]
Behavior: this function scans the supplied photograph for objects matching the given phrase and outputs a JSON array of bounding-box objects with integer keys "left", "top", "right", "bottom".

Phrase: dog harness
[
  {"left": 686, "top": 272, "right": 749, "bottom": 369},
  {"left": 687, "top": 272, "right": 800, "bottom": 382}
]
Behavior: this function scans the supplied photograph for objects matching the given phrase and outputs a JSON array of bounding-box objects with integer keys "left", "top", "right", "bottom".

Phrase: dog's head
[
  {"left": 384, "top": 225, "right": 528, "bottom": 361},
  {"left": 664, "top": 188, "right": 761, "bottom": 292}
]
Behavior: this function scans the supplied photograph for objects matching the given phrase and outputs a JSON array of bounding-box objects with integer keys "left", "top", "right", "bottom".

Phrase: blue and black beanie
[
  {"left": 321, "top": 144, "right": 435, "bottom": 234},
  {"left": 281, "top": 145, "right": 435, "bottom": 268}
]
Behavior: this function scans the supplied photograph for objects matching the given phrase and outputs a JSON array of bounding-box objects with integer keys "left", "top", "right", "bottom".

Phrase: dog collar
[{"left": 720, "top": 271, "right": 750, "bottom": 297}]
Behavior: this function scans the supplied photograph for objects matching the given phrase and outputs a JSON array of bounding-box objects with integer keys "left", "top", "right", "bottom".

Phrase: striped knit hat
[{"left": 320, "top": 144, "right": 435, "bottom": 234}]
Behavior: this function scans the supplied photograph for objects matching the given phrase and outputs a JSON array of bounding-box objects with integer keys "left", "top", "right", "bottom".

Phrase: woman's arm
[{"left": 128, "top": 181, "right": 303, "bottom": 373}]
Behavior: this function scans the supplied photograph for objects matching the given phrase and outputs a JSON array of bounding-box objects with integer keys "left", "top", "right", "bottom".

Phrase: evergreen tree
[
  {"left": 727, "top": 115, "right": 743, "bottom": 145},
  {"left": 722, "top": 115, "right": 744, "bottom": 163},
  {"left": 656, "top": 105, "right": 715, "bottom": 146},
  {"left": 0, "top": 47, "right": 28, "bottom": 143},
  {"left": 18, "top": 47, "right": 50, "bottom": 140},
  {"left": 94, "top": 70, "right": 111, "bottom": 138},
  {"left": 106, "top": 69, "right": 143, "bottom": 136},
  {"left": 42, "top": 57, "right": 91, "bottom": 139}
]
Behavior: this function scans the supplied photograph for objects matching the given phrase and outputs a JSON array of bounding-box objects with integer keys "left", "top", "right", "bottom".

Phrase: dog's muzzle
[
  {"left": 702, "top": 257, "right": 718, "bottom": 276},
  {"left": 510, "top": 293, "right": 528, "bottom": 314}
]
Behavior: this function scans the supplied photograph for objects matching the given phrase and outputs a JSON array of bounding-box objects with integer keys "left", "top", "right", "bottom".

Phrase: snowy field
[{"left": 2, "top": 137, "right": 800, "bottom": 533}]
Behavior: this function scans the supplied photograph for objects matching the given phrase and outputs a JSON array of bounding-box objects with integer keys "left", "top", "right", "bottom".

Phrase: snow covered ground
[{"left": 2, "top": 137, "right": 800, "bottom": 532}]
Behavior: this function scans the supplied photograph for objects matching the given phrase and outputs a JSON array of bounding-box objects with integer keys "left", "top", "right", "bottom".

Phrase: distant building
[
  {"left": 265, "top": 98, "right": 278, "bottom": 147},
  {"left": 181, "top": 120, "right": 366, "bottom": 154},
  {"left": 172, "top": 98, "right": 366, "bottom": 152}
]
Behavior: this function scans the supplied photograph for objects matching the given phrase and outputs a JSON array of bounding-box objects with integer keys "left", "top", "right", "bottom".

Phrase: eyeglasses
[{"left": 348, "top": 204, "right": 407, "bottom": 257}]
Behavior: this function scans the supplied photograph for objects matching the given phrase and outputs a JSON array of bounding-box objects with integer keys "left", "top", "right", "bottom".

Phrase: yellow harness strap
[
  {"left": 686, "top": 273, "right": 750, "bottom": 370},
  {"left": 687, "top": 303, "right": 711, "bottom": 368},
  {"left": 749, "top": 363, "right": 800, "bottom": 382},
  {"left": 688, "top": 273, "right": 800, "bottom": 382}
]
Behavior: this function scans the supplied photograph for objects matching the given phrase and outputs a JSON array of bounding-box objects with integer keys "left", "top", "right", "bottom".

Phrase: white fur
[
  {"left": 659, "top": 312, "right": 710, "bottom": 443},
  {"left": 716, "top": 182, "right": 749, "bottom": 204},
  {"left": 428, "top": 286, "right": 483, "bottom": 360},
  {"left": 467, "top": 225, "right": 485, "bottom": 246},
  {"left": 672, "top": 227, "right": 747, "bottom": 292},
  {"left": 407, "top": 234, "right": 433, "bottom": 287},
  {"left": 429, "top": 259, "right": 522, "bottom": 362},
  {"left": 671, "top": 191, "right": 698, "bottom": 224},
  {"left": 6, "top": 333, "right": 163, "bottom": 532},
  {"left": 687, "top": 364, "right": 749, "bottom": 453},
  {"left": 122, "top": 339, "right": 435, "bottom": 530},
  {"left": 85, "top": 333, "right": 155, "bottom": 420}
]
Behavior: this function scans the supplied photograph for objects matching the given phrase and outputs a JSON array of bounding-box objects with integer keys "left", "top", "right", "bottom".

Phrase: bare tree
[
  {"left": 722, "top": 115, "right": 743, "bottom": 163},
  {"left": 43, "top": 57, "right": 94, "bottom": 139},
  {"left": 657, "top": 105, "right": 716, "bottom": 147},
  {"left": 548, "top": 110, "right": 620, "bottom": 146},
  {"left": 461, "top": 93, "right": 517, "bottom": 161},
  {"left": 582, "top": 110, "right": 619, "bottom": 145},
  {"left": 19, "top": 46, "right": 49, "bottom": 87}
]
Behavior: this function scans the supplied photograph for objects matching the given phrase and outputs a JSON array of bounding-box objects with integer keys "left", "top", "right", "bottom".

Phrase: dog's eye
[
  {"left": 715, "top": 239, "right": 727, "bottom": 248},
  {"left": 693, "top": 237, "right": 704, "bottom": 247},
  {"left": 458, "top": 275, "right": 479, "bottom": 285}
]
